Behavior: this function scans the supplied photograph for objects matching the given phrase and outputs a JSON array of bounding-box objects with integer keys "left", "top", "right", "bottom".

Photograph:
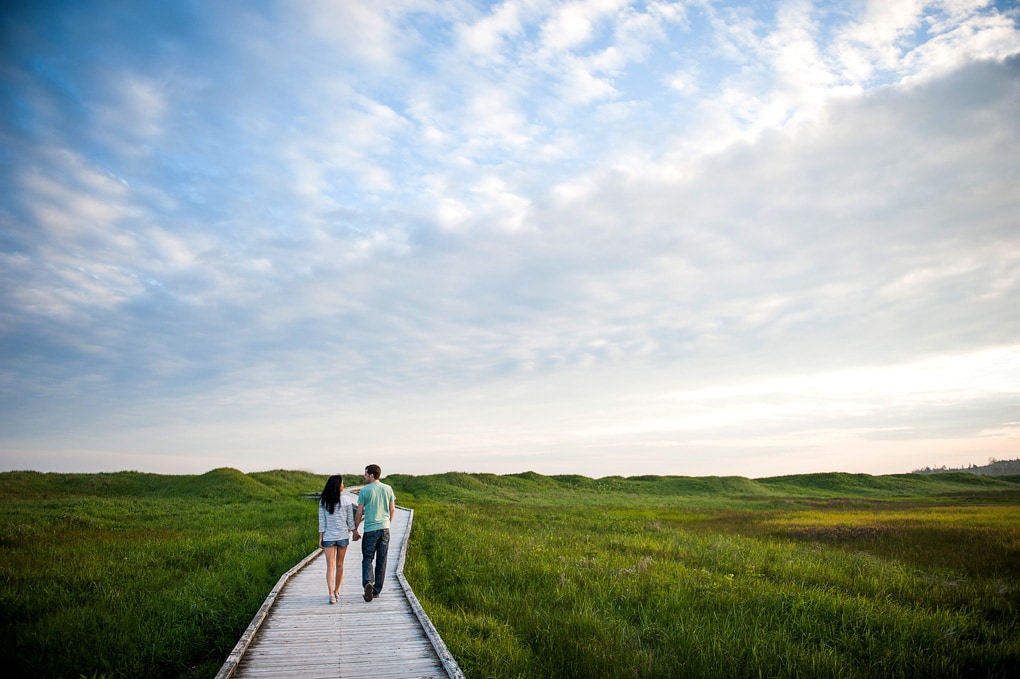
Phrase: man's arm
[
  {"left": 355, "top": 503, "right": 364, "bottom": 528},
  {"left": 388, "top": 499, "right": 395, "bottom": 523},
  {"left": 347, "top": 500, "right": 359, "bottom": 536}
]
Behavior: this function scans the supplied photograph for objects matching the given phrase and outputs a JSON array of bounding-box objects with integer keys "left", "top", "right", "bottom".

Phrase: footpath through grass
[{"left": 392, "top": 471, "right": 1020, "bottom": 679}]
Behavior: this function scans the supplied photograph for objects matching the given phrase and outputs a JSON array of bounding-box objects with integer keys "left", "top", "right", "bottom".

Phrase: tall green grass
[
  {"left": 393, "top": 472, "right": 1020, "bottom": 678},
  {"left": 3, "top": 469, "right": 1018, "bottom": 678},
  {"left": 0, "top": 468, "right": 330, "bottom": 678}
]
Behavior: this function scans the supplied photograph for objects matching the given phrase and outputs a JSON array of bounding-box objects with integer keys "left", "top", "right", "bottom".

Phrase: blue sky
[{"left": 2, "top": 0, "right": 1018, "bottom": 478}]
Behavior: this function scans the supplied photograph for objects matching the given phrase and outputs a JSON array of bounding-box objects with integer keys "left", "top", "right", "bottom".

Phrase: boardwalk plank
[{"left": 217, "top": 501, "right": 463, "bottom": 679}]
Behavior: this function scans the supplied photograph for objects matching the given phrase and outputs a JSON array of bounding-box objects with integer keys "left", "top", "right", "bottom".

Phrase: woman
[{"left": 318, "top": 475, "right": 359, "bottom": 604}]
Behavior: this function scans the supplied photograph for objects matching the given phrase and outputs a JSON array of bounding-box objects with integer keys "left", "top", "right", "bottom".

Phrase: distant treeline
[{"left": 912, "top": 457, "right": 1020, "bottom": 476}]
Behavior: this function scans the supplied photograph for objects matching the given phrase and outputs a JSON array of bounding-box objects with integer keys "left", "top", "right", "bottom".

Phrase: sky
[{"left": 1, "top": 0, "right": 1019, "bottom": 479}]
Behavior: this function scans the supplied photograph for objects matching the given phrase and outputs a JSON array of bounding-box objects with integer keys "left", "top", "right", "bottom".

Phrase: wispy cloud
[{"left": 1, "top": 1, "right": 1018, "bottom": 476}]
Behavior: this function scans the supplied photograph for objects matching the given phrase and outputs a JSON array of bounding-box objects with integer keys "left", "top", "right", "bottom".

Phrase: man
[{"left": 354, "top": 463, "right": 396, "bottom": 602}]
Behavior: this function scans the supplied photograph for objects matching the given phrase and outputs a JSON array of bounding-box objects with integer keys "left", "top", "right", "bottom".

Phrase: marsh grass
[
  {"left": 394, "top": 472, "right": 1020, "bottom": 678},
  {"left": 3, "top": 469, "right": 1017, "bottom": 678},
  {"left": 0, "top": 468, "right": 331, "bottom": 678}
]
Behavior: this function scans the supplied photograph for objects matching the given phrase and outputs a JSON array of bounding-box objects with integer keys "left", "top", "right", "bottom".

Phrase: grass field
[
  {"left": 1, "top": 469, "right": 1018, "bottom": 678},
  {"left": 0, "top": 468, "right": 330, "bottom": 678},
  {"left": 391, "top": 472, "right": 1020, "bottom": 678}
]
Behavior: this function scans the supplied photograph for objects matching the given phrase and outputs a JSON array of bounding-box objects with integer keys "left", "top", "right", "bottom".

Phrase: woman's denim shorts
[{"left": 322, "top": 539, "right": 349, "bottom": 548}]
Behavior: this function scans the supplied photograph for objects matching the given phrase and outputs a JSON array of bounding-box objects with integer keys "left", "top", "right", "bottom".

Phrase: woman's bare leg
[
  {"left": 323, "top": 546, "right": 337, "bottom": 600},
  {"left": 333, "top": 545, "right": 348, "bottom": 597}
]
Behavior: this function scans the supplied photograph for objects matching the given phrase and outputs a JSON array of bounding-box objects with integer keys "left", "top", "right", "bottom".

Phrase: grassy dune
[{"left": 2, "top": 469, "right": 1018, "bottom": 678}]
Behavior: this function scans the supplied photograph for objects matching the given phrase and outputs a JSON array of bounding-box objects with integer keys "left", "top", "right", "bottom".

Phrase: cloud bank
[{"left": 1, "top": 1, "right": 1018, "bottom": 477}]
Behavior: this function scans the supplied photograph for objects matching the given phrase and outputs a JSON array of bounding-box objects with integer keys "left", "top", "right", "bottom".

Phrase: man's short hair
[{"left": 365, "top": 464, "right": 382, "bottom": 480}]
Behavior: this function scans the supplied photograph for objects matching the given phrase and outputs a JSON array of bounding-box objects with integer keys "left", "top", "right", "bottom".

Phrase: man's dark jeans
[{"left": 361, "top": 528, "right": 390, "bottom": 594}]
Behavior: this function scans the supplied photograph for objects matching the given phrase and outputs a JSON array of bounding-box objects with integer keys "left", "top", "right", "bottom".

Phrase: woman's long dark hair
[{"left": 319, "top": 475, "right": 343, "bottom": 514}]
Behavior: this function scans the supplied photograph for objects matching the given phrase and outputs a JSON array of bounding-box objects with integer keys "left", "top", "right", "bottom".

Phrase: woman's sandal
[{"left": 329, "top": 596, "right": 337, "bottom": 605}]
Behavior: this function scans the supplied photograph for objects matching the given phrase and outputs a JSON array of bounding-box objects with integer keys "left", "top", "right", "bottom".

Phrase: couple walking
[{"left": 316, "top": 464, "right": 397, "bottom": 605}]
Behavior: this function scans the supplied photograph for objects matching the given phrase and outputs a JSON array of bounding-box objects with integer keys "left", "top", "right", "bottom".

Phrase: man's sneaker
[{"left": 364, "top": 583, "right": 374, "bottom": 602}]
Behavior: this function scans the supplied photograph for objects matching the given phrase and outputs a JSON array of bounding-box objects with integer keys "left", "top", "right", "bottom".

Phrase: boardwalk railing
[
  {"left": 214, "top": 550, "right": 322, "bottom": 679},
  {"left": 216, "top": 504, "right": 464, "bottom": 679},
  {"left": 393, "top": 507, "right": 464, "bottom": 677}
]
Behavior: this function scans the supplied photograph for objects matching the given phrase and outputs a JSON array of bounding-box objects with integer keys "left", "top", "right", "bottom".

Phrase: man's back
[{"left": 358, "top": 481, "right": 395, "bottom": 531}]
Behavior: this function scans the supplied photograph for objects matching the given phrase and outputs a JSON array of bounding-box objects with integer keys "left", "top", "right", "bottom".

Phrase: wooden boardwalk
[{"left": 216, "top": 502, "right": 463, "bottom": 679}]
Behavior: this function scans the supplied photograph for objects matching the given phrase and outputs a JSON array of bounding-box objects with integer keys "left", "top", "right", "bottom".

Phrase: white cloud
[
  {"left": 2, "top": 1, "right": 1019, "bottom": 477},
  {"left": 92, "top": 73, "right": 168, "bottom": 151},
  {"left": 463, "top": 85, "right": 534, "bottom": 149},
  {"left": 470, "top": 175, "right": 533, "bottom": 231},
  {"left": 560, "top": 55, "right": 620, "bottom": 102},
  {"left": 19, "top": 153, "right": 133, "bottom": 235},
  {"left": 540, "top": 0, "right": 624, "bottom": 52},
  {"left": 833, "top": 0, "right": 1020, "bottom": 83},
  {"left": 298, "top": 0, "right": 403, "bottom": 66},
  {"left": 901, "top": 11, "right": 1020, "bottom": 76},
  {"left": 835, "top": 0, "right": 928, "bottom": 76},
  {"left": 457, "top": 0, "right": 525, "bottom": 59}
]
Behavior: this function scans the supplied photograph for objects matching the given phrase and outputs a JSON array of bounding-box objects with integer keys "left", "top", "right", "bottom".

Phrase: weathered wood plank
[{"left": 217, "top": 498, "right": 464, "bottom": 679}]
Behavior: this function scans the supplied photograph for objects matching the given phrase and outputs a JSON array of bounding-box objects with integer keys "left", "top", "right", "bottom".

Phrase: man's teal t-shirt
[{"left": 358, "top": 481, "right": 395, "bottom": 531}]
